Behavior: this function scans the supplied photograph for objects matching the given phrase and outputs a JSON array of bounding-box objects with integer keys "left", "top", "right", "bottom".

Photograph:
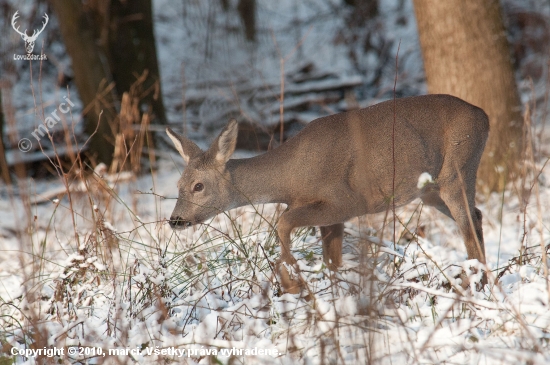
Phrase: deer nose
[{"left": 169, "top": 216, "right": 191, "bottom": 229}]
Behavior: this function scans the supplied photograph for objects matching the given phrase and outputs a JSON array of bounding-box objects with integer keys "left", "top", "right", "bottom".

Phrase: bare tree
[
  {"left": 238, "top": 0, "right": 256, "bottom": 42},
  {"left": 51, "top": 0, "right": 117, "bottom": 165},
  {"left": 87, "top": 0, "right": 167, "bottom": 124},
  {"left": 0, "top": 88, "right": 9, "bottom": 183},
  {"left": 414, "top": 0, "right": 523, "bottom": 191}
]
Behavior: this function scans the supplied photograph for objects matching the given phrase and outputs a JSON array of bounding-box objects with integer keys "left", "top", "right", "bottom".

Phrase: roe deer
[{"left": 167, "top": 94, "right": 489, "bottom": 294}]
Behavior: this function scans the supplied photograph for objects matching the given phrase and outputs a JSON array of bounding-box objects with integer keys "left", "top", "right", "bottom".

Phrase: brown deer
[{"left": 167, "top": 94, "right": 489, "bottom": 293}]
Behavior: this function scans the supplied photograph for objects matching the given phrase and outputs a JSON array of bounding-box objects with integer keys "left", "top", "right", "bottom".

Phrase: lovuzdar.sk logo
[{"left": 12, "top": 10, "right": 49, "bottom": 61}]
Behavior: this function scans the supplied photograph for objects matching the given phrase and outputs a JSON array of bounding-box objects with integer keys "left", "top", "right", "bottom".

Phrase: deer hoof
[
  {"left": 277, "top": 261, "right": 303, "bottom": 295},
  {"left": 458, "top": 269, "right": 487, "bottom": 292}
]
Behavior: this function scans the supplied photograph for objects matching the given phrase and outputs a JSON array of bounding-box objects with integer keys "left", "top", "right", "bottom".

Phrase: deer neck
[{"left": 226, "top": 150, "right": 291, "bottom": 207}]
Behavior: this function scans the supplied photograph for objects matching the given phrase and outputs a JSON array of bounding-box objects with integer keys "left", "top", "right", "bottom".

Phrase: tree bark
[
  {"left": 238, "top": 0, "right": 256, "bottom": 42},
  {"left": 413, "top": 0, "right": 523, "bottom": 191},
  {"left": 106, "top": 0, "right": 167, "bottom": 124},
  {"left": 51, "top": 0, "right": 117, "bottom": 165},
  {"left": 0, "top": 88, "right": 9, "bottom": 183}
]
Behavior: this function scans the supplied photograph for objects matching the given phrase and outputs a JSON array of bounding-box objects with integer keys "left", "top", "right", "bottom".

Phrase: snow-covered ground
[
  {"left": 2, "top": 0, "right": 550, "bottom": 364},
  {"left": 1, "top": 139, "right": 550, "bottom": 364}
]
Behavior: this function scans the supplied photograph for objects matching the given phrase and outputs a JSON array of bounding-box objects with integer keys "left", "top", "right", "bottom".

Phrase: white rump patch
[{"left": 417, "top": 172, "right": 434, "bottom": 189}]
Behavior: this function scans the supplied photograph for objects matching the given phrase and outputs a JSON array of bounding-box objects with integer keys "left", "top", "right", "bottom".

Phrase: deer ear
[
  {"left": 214, "top": 119, "right": 238, "bottom": 164},
  {"left": 166, "top": 127, "right": 202, "bottom": 164}
]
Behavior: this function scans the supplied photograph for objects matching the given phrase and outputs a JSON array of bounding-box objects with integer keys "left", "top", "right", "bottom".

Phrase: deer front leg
[
  {"left": 276, "top": 215, "right": 305, "bottom": 295},
  {"left": 276, "top": 203, "right": 347, "bottom": 294}
]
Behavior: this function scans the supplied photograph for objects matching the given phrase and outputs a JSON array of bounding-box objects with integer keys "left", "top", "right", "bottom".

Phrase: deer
[
  {"left": 11, "top": 11, "right": 49, "bottom": 54},
  {"left": 166, "top": 94, "right": 489, "bottom": 294}
]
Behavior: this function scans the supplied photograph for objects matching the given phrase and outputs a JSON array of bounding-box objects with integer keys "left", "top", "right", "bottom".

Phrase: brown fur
[{"left": 167, "top": 94, "right": 489, "bottom": 294}]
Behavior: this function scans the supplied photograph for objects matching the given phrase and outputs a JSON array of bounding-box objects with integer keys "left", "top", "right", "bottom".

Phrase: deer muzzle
[{"left": 169, "top": 216, "right": 192, "bottom": 229}]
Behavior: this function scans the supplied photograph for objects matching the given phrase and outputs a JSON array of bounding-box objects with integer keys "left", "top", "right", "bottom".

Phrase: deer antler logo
[{"left": 11, "top": 11, "right": 49, "bottom": 54}]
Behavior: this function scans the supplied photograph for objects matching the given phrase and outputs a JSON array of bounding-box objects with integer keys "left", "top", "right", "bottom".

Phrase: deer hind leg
[
  {"left": 320, "top": 223, "right": 344, "bottom": 271},
  {"left": 439, "top": 178, "right": 487, "bottom": 287},
  {"left": 438, "top": 179, "right": 485, "bottom": 264},
  {"left": 421, "top": 186, "right": 453, "bottom": 218},
  {"left": 423, "top": 189, "right": 485, "bottom": 260}
]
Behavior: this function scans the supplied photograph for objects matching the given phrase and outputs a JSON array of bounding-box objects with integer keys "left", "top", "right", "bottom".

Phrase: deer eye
[{"left": 193, "top": 183, "right": 204, "bottom": 192}]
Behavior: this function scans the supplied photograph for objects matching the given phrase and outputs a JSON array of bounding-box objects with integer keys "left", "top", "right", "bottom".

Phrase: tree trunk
[
  {"left": 0, "top": 88, "right": 9, "bottom": 183},
  {"left": 238, "top": 0, "right": 256, "bottom": 42},
  {"left": 413, "top": 0, "right": 523, "bottom": 192},
  {"left": 51, "top": 0, "right": 117, "bottom": 166},
  {"left": 106, "top": 0, "right": 167, "bottom": 124},
  {"left": 343, "top": 0, "right": 378, "bottom": 23}
]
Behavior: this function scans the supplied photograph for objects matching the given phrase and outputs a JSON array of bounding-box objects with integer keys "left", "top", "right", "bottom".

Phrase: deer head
[
  {"left": 166, "top": 120, "right": 240, "bottom": 229},
  {"left": 12, "top": 11, "right": 49, "bottom": 54}
]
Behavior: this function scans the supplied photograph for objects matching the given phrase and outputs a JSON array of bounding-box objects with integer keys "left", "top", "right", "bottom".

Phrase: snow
[
  {"left": 2, "top": 160, "right": 550, "bottom": 363},
  {"left": 417, "top": 172, "right": 434, "bottom": 189}
]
